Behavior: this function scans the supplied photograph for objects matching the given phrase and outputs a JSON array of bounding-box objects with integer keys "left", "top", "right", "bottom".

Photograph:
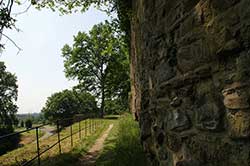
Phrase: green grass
[
  {"left": 16, "top": 127, "right": 45, "bottom": 145},
  {"left": 40, "top": 119, "right": 114, "bottom": 166},
  {"left": 0, "top": 115, "right": 148, "bottom": 166},
  {"left": 0, "top": 119, "right": 111, "bottom": 166},
  {"left": 96, "top": 114, "right": 149, "bottom": 166}
]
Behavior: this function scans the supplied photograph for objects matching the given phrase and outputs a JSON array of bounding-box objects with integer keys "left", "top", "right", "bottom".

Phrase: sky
[{"left": 0, "top": 3, "right": 109, "bottom": 114}]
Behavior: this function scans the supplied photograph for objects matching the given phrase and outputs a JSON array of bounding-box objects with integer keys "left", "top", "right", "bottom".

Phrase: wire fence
[{"left": 0, "top": 114, "right": 102, "bottom": 166}]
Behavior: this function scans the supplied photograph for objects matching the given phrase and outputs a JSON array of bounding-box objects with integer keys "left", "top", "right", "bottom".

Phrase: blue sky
[{"left": 0, "top": 4, "right": 109, "bottom": 114}]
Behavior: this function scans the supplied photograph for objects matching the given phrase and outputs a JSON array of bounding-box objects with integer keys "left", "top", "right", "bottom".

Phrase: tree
[
  {"left": 13, "top": 117, "right": 19, "bottom": 127},
  {"left": 74, "top": 90, "right": 99, "bottom": 114},
  {"left": 20, "top": 120, "right": 24, "bottom": 127},
  {"left": 32, "top": 0, "right": 114, "bottom": 14},
  {"left": 25, "top": 119, "right": 32, "bottom": 129},
  {"left": 61, "top": 21, "right": 129, "bottom": 117},
  {"left": 0, "top": 0, "right": 15, "bottom": 48},
  {"left": 32, "top": 0, "right": 132, "bottom": 42},
  {"left": 0, "top": 61, "right": 18, "bottom": 127},
  {"left": 0, "top": 62, "right": 19, "bottom": 155},
  {"left": 42, "top": 89, "right": 97, "bottom": 125}
]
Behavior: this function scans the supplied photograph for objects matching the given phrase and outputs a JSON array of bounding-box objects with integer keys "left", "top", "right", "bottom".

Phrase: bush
[
  {"left": 104, "top": 99, "right": 128, "bottom": 115},
  {"left": 42, "top": 90, "right": 98, "bottom": 126},
  {"left": 20, "top": 120, "right": 24, "bottom": 127},
  {"left": 25, "top": 119, "right": 32, "bottom": 129},
  {"left": 0, "top": 127, "right": 20, "bottom": 155}
]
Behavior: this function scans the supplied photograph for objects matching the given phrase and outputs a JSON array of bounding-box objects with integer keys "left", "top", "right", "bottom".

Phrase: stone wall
[{"left": 131, "top": 0, "right": 250, "bottom": 165}]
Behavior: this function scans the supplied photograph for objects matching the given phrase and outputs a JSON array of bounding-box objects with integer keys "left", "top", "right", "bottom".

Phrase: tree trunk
[{"left": 100, "top": 81, "right": 105, "bottom": 118}]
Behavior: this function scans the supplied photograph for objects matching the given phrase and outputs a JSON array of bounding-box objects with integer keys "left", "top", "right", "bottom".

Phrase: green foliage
[
  {"left": 25, "top": 119, "right": 32, "bottom": 129},
  {"left": 74, "top": 91, "right": 99, "bottom": 114},
  {"left": 104, "top": 99, "right": 128, "bottom": 115},
  {"left": 13, "top": 117, "right": 19, "bottom": 126},
  {"left": 0, "top": 61, "right": 18, "bottom": 127},
  {"left": 0, "top": 0, "right": 16, "bottom": 49},
  {"left": 97, "top": 114, "right": 149, "bottom": 166},
  {"left": 62, "top": 20, "right": 129, "bottom": 117},
  {"left": 111, "top": 114, "right": 148, "bottom": 166},
  {"left": 0, "top": 67, "right": 20, "bottom": 155},
  {"left": 113, "top": 0, "right": 132, "bottom": 43},
  {"left": 32, "top": 0, "right": 132, "bottom": 44},
  {"left": 17, "top": 113, "right": 45, "bottom": 124},
  {"left": 20, "top": 120, "right": 24, "bottom": 127},
  {"left": 0, "top": 127, "right": 20, "bottom": 155},
  {"left": 42, "top": 90, "right": 98, "bottom": 124},
  {"left": 31, "top": 113, "right": 45, "bottom": 124},
  {"left": 0, "top": 1, "right": 15, "bottom": 29},
  {"left": 32, "top": 0, "right": 114, "bottom": 14}
]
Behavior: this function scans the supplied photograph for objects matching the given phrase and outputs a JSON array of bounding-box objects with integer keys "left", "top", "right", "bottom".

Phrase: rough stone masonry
[{"left": 130, "top": 0, "right": 250, "bottom": 165}]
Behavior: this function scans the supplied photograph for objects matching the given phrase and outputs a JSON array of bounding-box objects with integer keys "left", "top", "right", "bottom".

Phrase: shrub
[
  {"left": 25, "top": 119, "right": 32, "bottom": 129},
  {"left": 20, "top": 120, "right": 24, "bottom": 127},
  {"left": 0, "top": 127, "right": 20, "bottom": 155}
]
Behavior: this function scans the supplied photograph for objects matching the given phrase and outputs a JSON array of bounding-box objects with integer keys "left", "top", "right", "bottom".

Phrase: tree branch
[
  {"left": 13, "top": 3, "right": 32, "bottom": 16},
  {"left": 2, "top": 33, "right": 22, "bottom": 54}
]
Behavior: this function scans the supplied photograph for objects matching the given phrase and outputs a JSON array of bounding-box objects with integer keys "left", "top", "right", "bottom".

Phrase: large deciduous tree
[{"left": 61, "top": 21, "right": 129, "bottom": 117}]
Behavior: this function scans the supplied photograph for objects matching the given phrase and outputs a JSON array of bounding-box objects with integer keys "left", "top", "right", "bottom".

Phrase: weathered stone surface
[
  {"left": 196, "top": 102, "right": 221, "bottom": 131},
  {"left": 130, "top": 0, "right": 250, "bottom": 165},
  {"left": 168, "top": 109, "right": 191, "bottom": 132},
  {"left": 227, "top": 111, "right": 250, "bottom": 138},
  {"left": 222, "top": 82, "right": 250, "bottom": 110}
]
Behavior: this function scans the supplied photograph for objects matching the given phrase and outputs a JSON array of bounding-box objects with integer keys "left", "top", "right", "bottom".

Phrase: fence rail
[{"left": 0, "top": 115, "right": 101, "bottom": 166}]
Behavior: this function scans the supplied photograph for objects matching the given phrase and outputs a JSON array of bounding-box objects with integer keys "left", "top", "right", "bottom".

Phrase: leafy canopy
[
  {"left": 32, "top": 0, "right": 132, "bottom": 40},
  {"left": 32, "top": 0, "right": 114, "bottom": 14},
  {"left": 62, "top": 20, "right": 129, "bottom": 116},
  {"left": 42, "top": 89, "right": 97, "bottom": 124},
  {"left": 0, "top": 61, "right": 19, "bottom": 155},
  {"left": 0, "top": 61, "right": 18, "bottom": 128}
]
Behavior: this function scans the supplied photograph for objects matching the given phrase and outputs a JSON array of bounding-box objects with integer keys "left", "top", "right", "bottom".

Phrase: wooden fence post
[
  {"left": 70, "top": 124, "right": 73, "bottom": 147},
  {"left": 57, "top": 120, "right": 61, "bottom": 154},
  {"left": 85, "top": 119, "right": 87, "bottom": 136},
  {"left": 79, "top": 121, "right": 81, "bottom": 139}
]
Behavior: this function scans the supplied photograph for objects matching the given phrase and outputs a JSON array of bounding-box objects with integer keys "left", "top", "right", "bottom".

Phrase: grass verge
[
  {"left": 96, "top": 114, "right": 149, "bottom": 166},
  {"left": 40, "top": 119, "right": 115, "bottom": 166},
  {"left": 18, "top": 127, "right": 45, "bottom": 145}
]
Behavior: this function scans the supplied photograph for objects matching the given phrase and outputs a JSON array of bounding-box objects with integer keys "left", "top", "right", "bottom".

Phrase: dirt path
[
  {"left": 19, "top": 125, "right": 55, "bottom": 145},
  {"left": 40, "top": 125, "right": 56, "bottom": 140},
  {"left": 79, "top": 124, "right": 114, "bottom": 166}
]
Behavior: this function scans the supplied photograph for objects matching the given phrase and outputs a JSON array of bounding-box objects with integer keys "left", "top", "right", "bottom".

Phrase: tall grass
[{"left": 97, "top": 114, "right": 149, "bottom": 166}]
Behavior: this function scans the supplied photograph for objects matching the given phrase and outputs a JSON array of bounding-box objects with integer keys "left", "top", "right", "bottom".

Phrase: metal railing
[{"left": 0, "top": 115, "right": 102, "bottom": 166}]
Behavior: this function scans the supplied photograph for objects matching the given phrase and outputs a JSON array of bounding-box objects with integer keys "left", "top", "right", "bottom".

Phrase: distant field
[{"left": 0, "top": 119, "right": 108, "bottom": 166}]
